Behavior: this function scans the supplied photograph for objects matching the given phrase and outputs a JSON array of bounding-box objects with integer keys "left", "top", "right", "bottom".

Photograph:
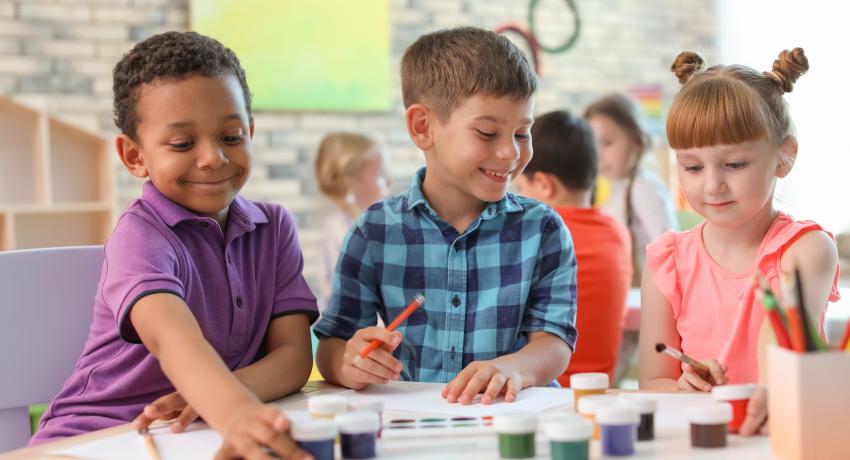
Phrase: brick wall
[{"left": 0, "top": 0, "right": 715, "bottom": 295}]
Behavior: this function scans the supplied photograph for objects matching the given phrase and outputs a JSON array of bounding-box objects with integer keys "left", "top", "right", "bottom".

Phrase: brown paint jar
[{"left": 686, "top": 402, "right": 733, "bottom": 448}]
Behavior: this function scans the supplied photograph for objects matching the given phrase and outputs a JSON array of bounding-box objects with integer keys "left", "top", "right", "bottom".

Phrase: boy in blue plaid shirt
[{"left": 315, "top": 27, "right": 577, "bottom": 405}]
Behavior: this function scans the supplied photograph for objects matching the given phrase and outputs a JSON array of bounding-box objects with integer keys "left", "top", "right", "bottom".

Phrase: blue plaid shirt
[{"left": 314, "top": 168, "right": 578, "bottom": 383}]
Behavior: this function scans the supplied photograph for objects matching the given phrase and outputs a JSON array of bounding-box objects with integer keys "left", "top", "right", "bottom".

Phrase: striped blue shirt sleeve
[{"left": 521, "top": 210, "right": 578, "bottom": 350}]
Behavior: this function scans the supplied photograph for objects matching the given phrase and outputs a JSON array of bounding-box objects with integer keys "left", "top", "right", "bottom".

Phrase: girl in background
[
  {"left": 585, "top": 94, "right": 678, "bottom": 282},
  {"left": 315, "top": 132, "right": 390, "bottom": 309}
]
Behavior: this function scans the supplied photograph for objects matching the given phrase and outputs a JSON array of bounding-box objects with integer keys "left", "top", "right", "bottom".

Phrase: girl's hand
[
  {"left": 341, "top": 327, "right": 403, "bottom": 390},
  {"left": 441, "top": 360, "right": 524, "bottom": 405},
  {"left": 677, "top": 359, "right": 728, "bottom": 391},
  {"left": 133, "top": 392, "right": 199, "bottom": 433},
  {"left": 214, "top": 403, "right": 312, "bottom": 460},
  {"left": 739, "top": 385, "right": 769, "bottom": 436}
]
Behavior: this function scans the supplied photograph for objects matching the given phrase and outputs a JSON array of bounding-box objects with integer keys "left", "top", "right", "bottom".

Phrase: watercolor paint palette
[{"left": 382, "top": 415, "right": 495, "bottom": 439}]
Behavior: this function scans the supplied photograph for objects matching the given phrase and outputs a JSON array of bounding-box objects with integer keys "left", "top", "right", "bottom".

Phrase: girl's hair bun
[
  {"left": 671, "top": 51, "right": 706, "bottom": 85},
  {"left": 764, "top": 47, "right": 809, "bottom": 93}
]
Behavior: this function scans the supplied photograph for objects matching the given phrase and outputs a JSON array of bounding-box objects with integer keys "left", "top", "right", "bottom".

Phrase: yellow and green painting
[{"left": 191, "top": 0, "right": 391, "bottom": 111}]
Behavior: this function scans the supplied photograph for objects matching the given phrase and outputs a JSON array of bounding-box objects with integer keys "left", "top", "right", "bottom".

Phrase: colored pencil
[
  {"left": 354, "top": 294, "right": 425, "bottom": 365},
  {"left": 780, "top": 275, "right": 807, "bottom": 352},
  {"left": 655, "top": 343, "right": 710, "bottom": 374},
  {"left": 139, "top": 427, "right": 161, "bottom": 460},
  {"left": 755, "top": 288, "right": 792, "bottom": 349},
  {"left": 841, "top": 319, "right": 850, "bottom": 352},
  {"left": 794, "top": 268, "right": 826, "bottom": 351}
]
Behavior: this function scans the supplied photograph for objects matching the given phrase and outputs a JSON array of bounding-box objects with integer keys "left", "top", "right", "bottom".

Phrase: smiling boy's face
[
  {"left": 121, "top": 74, "right": 253, "bottom": 225},
  {"left": 425, "top": 94, "right": 535, "bottom": 204}
]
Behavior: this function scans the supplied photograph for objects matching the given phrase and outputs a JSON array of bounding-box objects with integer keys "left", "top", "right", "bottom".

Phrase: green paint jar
[
  {"left": 543, "top": 414, "right": 592, "bottom": 460},
  {"left": 493, "top": 412, "right": 538, "bottom": 458}
]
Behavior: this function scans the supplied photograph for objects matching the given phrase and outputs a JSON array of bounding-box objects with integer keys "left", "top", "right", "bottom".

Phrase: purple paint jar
[
  {"left": 337, "top": 411, "right": 380, "bottom": 459},
  {"left": 291, "top": 419, "right": 336, "bottom": 460},
  {"left": 596, "top": 403, "right": 639, "bottom": 456}
]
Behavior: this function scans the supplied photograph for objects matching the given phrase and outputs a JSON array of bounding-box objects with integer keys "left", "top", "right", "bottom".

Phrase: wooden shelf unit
[{"left": 0, "top": 96, "right": 114, "bottom": 251}]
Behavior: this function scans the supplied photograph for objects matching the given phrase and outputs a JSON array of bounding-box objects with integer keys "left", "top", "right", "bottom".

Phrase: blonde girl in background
[
  {"left": 585, "top": 94, "right": 678, "bottom": 283},
  {"left": 315, "top": 132, "right": 390, "bottom": 310},
  {"left": 640, "top": 48, "right": 840, "bottom": 435}
]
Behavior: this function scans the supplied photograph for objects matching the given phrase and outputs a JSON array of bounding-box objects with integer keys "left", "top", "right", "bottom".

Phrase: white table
[{"left": 0, "top": 381, "right": 776, "bottom": 459}]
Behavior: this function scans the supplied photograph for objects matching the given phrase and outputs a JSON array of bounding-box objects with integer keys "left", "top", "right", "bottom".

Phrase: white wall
[{"left": 717, "top": 0, "right": 850, "bottom": 233}]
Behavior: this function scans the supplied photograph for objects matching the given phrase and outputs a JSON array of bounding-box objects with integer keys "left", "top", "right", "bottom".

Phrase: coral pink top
[{"left": 646, "top": 212, "right": 840, "bottom": 384}]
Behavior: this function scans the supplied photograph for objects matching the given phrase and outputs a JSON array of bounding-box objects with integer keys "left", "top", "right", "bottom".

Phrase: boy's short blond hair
[{"left": 401, "top": 27, "right": 537, "bottom": 121}]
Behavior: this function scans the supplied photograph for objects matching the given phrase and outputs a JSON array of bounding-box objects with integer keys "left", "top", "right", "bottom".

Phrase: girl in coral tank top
[{"left": 639, "top": 48, "right": 840, "bottom": 436}]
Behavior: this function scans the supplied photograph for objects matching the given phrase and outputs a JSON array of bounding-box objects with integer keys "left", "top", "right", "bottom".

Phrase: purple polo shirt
[{"left": 31, "top": 182, "right": 318, "bottom": 444}]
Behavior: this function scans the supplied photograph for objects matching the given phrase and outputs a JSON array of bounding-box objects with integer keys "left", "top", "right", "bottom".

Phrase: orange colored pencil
[
  {"left": 139, "top": 427, "right": 161, "bottom": 460},
  {"left": 353, "top": 294, "right": 424, "bottom": 364}
]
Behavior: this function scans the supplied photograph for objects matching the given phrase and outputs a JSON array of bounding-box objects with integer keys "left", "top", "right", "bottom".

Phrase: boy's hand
[
  {"left": 441, "top": 360, "right": 523, "bottom": 405},
  {"left": 214, "top": 402, "right": 312, "bottom": 460},
  {"left": 342, "top": 327, "right": 403, "bottom": 389},
  {"left": 133, "top": 392, "right": 198, "bottom": 433},
  {"left": 739, "top": 385, "right": 769, "bottom": 436},
  {"left": 677, "top": 359, "right": 728, "bottom": 392}
]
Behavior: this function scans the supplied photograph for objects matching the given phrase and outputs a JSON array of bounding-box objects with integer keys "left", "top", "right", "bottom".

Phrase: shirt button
[
  {"left": 236, "top": 296, "right": 243, "bottom": 307},
  {"left": 226, "top": 254, "right": 232, "bottom": 264},
  {"left": 451, "top": 295, "right": 460, "bottom": 307},
  {"left": 200, "top": 221, "right": 209, "bottom": 228},
  {"left": 450, "top": 346, "right": 456, "bottom": 359}
]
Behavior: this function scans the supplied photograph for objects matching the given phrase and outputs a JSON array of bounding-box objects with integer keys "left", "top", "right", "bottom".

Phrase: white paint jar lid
[
  {"left": 570, "top": 372, "right": 609, "bottom": 390},
  {"left": 543, "top": 414, "right": 593, "bottom": 441},
  {"left": 687, "top": 402, "right": 733, "bottom": 424},
  {"left": 711, "top": 383, "right": 756, "bottom": 401},
  {"left": 577, "top": 394, "right": 617, "bottom": 415},
  {"left": 596, "top": 404, "right": 640, "bottom": 425},
  {"left": 493, "top": 412, "right": 538, "bottom": 434},
  {"left": 291, "top": 419, "right": 337, "bottom": 441},
  {"left": 308, "top": 395, "right": 348, "bottom": 415}
]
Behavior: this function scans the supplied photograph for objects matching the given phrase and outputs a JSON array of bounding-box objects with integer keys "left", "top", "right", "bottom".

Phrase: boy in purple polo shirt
[{"left": 30, "top": 32, "right": 317, "bottom": 460}]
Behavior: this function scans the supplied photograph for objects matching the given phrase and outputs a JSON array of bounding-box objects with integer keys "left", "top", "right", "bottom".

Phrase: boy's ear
[
  {"left": 532, "top": 172, "right": 557, "bottom": 199},
  {"left": 116, "top": 134, "right": 149, "bottom": 179},
  {"left": 776, "top": 135, "right": 798, "bottom": 178},
  {"left": 406, "top": 103, "right": 433, "bottom": 151}
]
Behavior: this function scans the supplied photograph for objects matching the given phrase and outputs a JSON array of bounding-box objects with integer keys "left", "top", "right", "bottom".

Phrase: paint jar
[
  {"left": 687, "top": 402, "right": 733, "bottom": 448},
  {"left": 542, "top": 414, "right": 592, "bottom": 460},
  {"left": 576, "top": 394, "right": 617, "bottom": 439},
  {"left": 348, "top": 399, "right": 384, "bottom": 437},
  {"left": 308, "top": 395, "right": 348, "bottom": 420},
  {"left": 336, "top": 411, "right": 380, "bottom": 459},
  {"left": 618, "top": 394, "right": 657, "bottom": 441},
  {"left": 596, "top": 403, "right": 639, "bottom": 457},
  {"left": 291, "top": 419, "right": 336, "bottom": 460},
  {"left": 711, "top": 383, "right": 755, "bottom": 433},
  {"left": 493, "top": 412, "right": 538, "bottom": 458},
  {"left": 570, "top": 372, "right": 609, "bottom": 409}
]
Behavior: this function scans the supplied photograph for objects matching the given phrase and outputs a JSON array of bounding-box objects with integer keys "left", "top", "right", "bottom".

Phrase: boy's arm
[
  {"left": 314, "top": 222, "right": 401, "bottom": 389},
  {"left": 233, "top": 314, "right": 313, "bottom": 401},
  {"left": 130, "top": 293, "right": 307, "bottom": 458}
]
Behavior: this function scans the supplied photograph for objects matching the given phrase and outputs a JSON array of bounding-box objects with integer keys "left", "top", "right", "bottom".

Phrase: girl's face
[
  {"left": 587, "top": 114, "right": 641, "bottom": 180},
  {"left": 350, "top": 153, "right": 391, "bottom": 209},
  {"left": 675, "top": 138, "right": 791, "bottom": 228}
]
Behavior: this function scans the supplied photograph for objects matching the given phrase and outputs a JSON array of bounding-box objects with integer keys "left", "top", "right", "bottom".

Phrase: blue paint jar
[
  {"left": 596, "top": 403, "right": 639, "bottom": 456},
  {"left": 348, "top": 398, "right": 384, "bottom": 438},
  {"left": 542, "top": 414, "right": 592, "bottom": 460},
  {"left": 291, "top": 419, "right": 336, "bottom": 460},
  {"left": 337, "top": 411, "right": 380, "bottom": 459}
]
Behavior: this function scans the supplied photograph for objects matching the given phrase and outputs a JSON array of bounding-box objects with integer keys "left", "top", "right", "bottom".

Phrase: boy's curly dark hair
[{"left": 112, "top": 31, "right": 252, "bottom": 140}]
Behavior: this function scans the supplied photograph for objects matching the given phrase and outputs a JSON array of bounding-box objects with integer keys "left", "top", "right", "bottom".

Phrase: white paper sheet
[
  {"left": 338, "top": 381, "right": 572, "bottom": 416},
  {"left": 54, "top": 411, "right": 312, "bottom": 460}
]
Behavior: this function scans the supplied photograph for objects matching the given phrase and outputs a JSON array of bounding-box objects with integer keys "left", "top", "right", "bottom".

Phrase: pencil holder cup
[{"left": 767, "top": 346, "right": 850, "bottom": 460}]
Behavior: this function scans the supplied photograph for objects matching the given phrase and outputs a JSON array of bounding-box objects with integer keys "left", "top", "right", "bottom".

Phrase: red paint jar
[{"left": 711, "top": 384, "right": 755, "bottom": 433}]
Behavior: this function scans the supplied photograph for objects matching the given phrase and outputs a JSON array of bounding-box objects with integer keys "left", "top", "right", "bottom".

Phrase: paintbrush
[{"left": 655, "top": 343, "right": 710, "bottom": 374}]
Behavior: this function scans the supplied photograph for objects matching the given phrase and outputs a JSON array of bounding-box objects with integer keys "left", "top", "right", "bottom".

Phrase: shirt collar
[
  {"left": 405, "top": 167, "right": 524, "bottom": 220},
  {"left": 141, "top": 181, "right": 268, "bottom": 230}
]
